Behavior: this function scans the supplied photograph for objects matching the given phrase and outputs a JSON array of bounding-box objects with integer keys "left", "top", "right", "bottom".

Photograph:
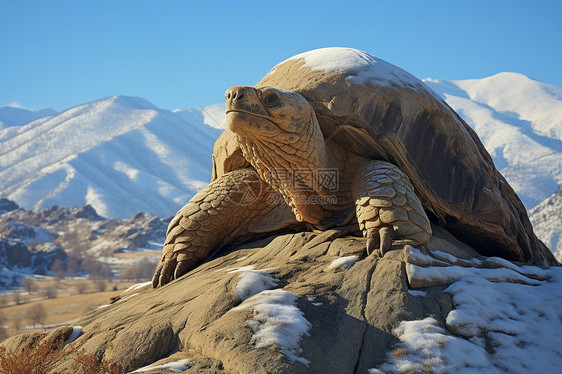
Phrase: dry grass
[
  {"left": 0, "top": 248, "right": 157, "bottom": 341},
  {"left": 391, "top": 347, "right": 408, "bottom": 358},
  {"left": 0, "top": 279, "right": 137, "bottom": 340},
  {"left": 0, "top": 336, "right": 124, "bottom": 373}
]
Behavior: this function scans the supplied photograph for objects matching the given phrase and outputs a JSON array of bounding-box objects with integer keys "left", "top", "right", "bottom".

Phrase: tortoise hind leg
[
  {"left": 153, "top": 168, "right": 295, "bottom": 287},
  {"left": 353, "top": 160, "right": 431, "bottom": 257}
]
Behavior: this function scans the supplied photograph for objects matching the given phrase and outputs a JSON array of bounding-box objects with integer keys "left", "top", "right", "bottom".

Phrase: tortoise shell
[{"left": 219, "top": 47, "right": 557, "bottom": 266}]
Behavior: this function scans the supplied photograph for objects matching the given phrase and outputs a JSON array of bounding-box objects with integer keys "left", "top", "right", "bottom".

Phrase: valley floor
[{"left": 0, "top": 277, "right": 139, "bottom": 340}]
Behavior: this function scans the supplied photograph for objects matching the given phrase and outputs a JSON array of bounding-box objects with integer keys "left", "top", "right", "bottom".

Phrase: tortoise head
[
  {"left": 225, "top": 86, "right": 317, "bottom": 139},
  {"left": 224, "top": 85, "right": 331, "bottom": 224}
]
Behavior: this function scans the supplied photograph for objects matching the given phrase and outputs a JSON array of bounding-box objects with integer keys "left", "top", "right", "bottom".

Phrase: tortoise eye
[{"left": 263, "top": 92, "right": 280, "bottom": 107}]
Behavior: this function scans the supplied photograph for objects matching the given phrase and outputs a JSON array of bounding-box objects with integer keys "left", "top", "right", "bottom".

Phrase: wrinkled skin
[{"left": 153, "top": 86, "right": 430, "bottom": 287}]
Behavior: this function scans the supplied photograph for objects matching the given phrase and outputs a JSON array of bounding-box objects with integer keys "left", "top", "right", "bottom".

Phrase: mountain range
[
  {"left": 1, "top": 73, "right": 560, "bottom": 260},
  {"left": 0, "top": 96, "right": 221, "bottom": 218}
]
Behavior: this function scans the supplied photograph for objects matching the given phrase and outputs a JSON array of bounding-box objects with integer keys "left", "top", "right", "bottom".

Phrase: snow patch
[
  {"left": 65, "top": 326, "right": 82, "bottom": 344},
  {"left": 229, "top": 267, "right": 278, "bottom": 300},
  {"left": 123, "top": 281, "right": 152, "bottom": 295},
  {"left": 129, "top": 358, "right": 191, "bottom": 373},
  {"left": 407, "top": 290, "right": 427, "bottom": 297},
  {"left": 328, "top": 255, "right": 359, "bottom": 270},
  {"left": 407, "top": 263, "right": 543, "bottom": 286},
  {"left": 226, "top": 265, "right": 256, "bottom": 273},
  {"left": 233, "top": 289, "right": 311, "bottom": 365},
  {"left": 372, "top": 263, "right": 562, "bottom": 373},
  {"left": 432, "top": 250, "right": 482, "bottom": 266},
  {"left": 369, "top": 317, "right": 497, "bottom": 374}
]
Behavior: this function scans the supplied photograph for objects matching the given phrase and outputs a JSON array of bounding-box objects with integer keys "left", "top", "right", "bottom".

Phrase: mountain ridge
[
  {"left": 0, "top": 96, "right": 222, "bottom": 218},
  {"left": 0, "top": 105, "right": 57, "bottom": 129}
]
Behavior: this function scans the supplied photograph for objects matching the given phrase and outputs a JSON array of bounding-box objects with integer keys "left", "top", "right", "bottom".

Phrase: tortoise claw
[
  {"left": 157, "top": 259, "right": 177, "bottom": 287},
  {"left": 366, "top": 231, "right": 380, "bottom": 256},
  {"left": 174, "top": 261, "right": 190, "bottom": 280},
  {"left": 365, "top": 227, "right": 395, "bottom": 257},
  {"left": 152, "top": 263, "right": 163, "bottom": 288},
  {"left": 378, "top": 226, "right": 395, "bottom": 257}
]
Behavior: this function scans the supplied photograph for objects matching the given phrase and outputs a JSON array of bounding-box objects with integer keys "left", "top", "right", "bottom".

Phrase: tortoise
[{"left": 153, "top": 47, "right": 557, "bottom": 287}]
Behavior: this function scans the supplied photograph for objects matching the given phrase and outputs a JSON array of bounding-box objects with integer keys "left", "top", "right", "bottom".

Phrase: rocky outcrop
[
  {"left": 101, "top": 212, "right": 167, "bottom": 253},
  {"left": 0, "top": 199, "right": 167, "bottom": 286},
  {"left": 0, "top": 210, "right": 66, "bottom": 285},
  {"left": 1, "top": 226, "right": 552, "bottom": 373},
  {"left": 0, "top": 198, "right": 18, "bottom": 215}
]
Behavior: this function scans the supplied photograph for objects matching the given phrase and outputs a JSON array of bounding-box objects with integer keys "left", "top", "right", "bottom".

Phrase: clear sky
[{"left": 1, "top": 0, "right": 561, "bottom": 112}]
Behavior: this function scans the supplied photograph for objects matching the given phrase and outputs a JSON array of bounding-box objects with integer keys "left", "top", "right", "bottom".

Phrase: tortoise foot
[{"left": 354, "top": 160, "right": 432, "bottom": 256}]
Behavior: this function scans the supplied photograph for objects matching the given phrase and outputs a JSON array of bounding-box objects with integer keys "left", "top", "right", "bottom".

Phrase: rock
[
  {"left": 0, "top": 198, "right": 18, "bottom": 215},
  {"left": 4, "top": 227, "right": 534, "bottom": 373},
  {"left": 0, "top": 234, "right": 66, "bottom": 278},
  {"left": 72, "top": 204, "right": 104, "bottom": 220}
]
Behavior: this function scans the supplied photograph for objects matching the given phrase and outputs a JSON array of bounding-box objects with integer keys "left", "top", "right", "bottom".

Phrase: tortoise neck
[{"left": 237, "top": 112, "right": 333, "bottom": 223}]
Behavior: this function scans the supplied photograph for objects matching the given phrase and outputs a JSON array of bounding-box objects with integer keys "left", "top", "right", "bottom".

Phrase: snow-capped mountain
[
  {"left": 425, "top": 73, "right": 562, "bottom": 261},
  {"left": 0, "top": 104, "right": 57, "bottom": 129},
  {"left": 528, "top": 187, "right": 562, "bottom": 261},
  {"left": 0, "top": 96, "right": 222, "bottom": 218}
]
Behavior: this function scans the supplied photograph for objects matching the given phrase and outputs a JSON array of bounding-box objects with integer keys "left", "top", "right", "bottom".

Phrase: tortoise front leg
[
  {"left": 153, "top": 168, "right": 295, "bottom": 287},
  {"left": 352, "top": 160, "right": 431, "bottom": 256}
]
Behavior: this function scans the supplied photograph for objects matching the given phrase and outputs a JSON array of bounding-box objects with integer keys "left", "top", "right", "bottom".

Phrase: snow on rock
[
  {"left": 369, "top": 317, "right": 498, "bottom": 374},
  {"left": 129, "top": 358, "right": 191, "bottom": 373},
  {"left": 407, "top": 263, "right": 544, "bottom": 287},
  {"left": 327, "top": 255, "right": 359, "bottom": 270},
  {"left": 122, "top": 281, "right": 152, "bottom": 295},
  {"left": 407, "top": 290, "right": 427, "bottom": 297},
  {"left": 65, "top": 326, "right": 82, "bottom": 344},
  {"left": 372, "top": 249, "right": 562, "bottom": 374},
  {"left": 227, "top": 266, "right": 278, "bottom": 300},
  {"left": 232, "top": 289, "right": 311, "bottom": 365}
]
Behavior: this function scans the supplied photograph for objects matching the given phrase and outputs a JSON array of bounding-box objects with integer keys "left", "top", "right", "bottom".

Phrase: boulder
[{"left": 1, "top": 227, "right": 552, "bottom": 373}]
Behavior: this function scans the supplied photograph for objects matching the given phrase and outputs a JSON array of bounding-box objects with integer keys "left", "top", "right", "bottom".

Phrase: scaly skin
[
  {"left": 153, "top": 85, "right": 432, "bottom": 287},
  {"left": 152, "top": 168, "right": 297, "bottom": 287},
  {"left": 353, "top": 160, "right": 431, "bottom": 256}
]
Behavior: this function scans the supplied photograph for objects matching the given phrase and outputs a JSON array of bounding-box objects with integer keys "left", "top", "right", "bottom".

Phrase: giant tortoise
[{"left": 153, "top": 47, "right": 557, "bottom": 287}]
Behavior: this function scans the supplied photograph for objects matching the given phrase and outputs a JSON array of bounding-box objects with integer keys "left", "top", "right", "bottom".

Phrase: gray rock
[
  {"left": 0, "top": 198, "right": 18, "bottom": 215},
  {"left": 0, "top": 228, "right": 488, "bottom": 373}
]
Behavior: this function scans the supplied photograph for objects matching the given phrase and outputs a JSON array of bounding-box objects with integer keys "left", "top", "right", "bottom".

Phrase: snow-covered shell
[{"left": 224, "top": 47, "right": 556, "bottom": 266}]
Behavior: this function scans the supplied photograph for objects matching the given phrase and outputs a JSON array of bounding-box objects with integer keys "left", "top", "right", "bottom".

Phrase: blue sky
[{"left": 1, "top": 0, "right": 561, "bottom": 112}]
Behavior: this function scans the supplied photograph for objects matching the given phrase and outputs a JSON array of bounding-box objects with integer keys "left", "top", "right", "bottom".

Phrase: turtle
[{"left": 153, "top": 47, "right": 557, "bottom": 287}]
